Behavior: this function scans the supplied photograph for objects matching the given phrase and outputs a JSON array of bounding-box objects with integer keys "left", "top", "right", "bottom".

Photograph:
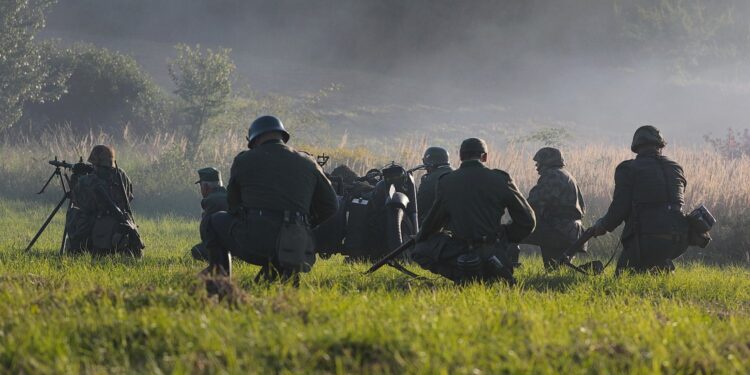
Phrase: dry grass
[{"left": 2, "top": 130, "right": 748, "bottom": 263}]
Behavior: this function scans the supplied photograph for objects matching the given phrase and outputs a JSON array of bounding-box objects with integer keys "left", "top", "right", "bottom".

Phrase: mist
[{"left": 41, "top": 0, "right": 750, "bottom": 145}]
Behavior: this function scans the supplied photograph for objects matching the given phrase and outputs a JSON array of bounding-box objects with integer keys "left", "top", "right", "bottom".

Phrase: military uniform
[
  {"left": 417, "top": 165, "right": 453, "bottom": 224},
  {"left": 190, "top": 167, "right": 228, "bottom": 261},
  {"left": 70, "top": 162, "right": 135, "bottom": 255},
  {"left": 595, "top": 126, "right": 689, "bottom": 273},
  {"left": 412, "top": 139, "right": 535, "bottom": 283},
  {"left": 205, "top": 116, "right": 338, "bottom": 281},
  {"left": 525, "top": 148, "right": 586, "bottom": 270}
]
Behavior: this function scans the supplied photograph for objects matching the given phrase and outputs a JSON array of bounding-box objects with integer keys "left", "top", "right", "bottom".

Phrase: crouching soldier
[
  {"left": 70, "top": 145, "right": 144, "bottom": 257},
  {"left": 417, "top": 146, "right": 453, "bottom": 225},
  {"left": 412, "top": 138, "right": 536, "bottom": 285},
  {"left": 524, "top": 147, "right": 587, "bottom": 271},
  {"left": 190, "top": 167, "right": 228, "bottom": 261},
  {"left": 591, "top": 126, "right": 690, "bottom": 274},
  {"left": 202, "top": 115, "right": 338, "bottom": 283}
]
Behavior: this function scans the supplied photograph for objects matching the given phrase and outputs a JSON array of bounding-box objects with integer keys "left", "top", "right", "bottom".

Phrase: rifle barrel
[{"left": 365, "top": 238, "right": 415, "bottom": 274}]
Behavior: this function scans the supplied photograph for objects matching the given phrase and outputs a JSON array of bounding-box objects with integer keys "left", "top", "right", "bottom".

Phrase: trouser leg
[{"left": 204, "top": 212, "right": 235, "bottom": 276}]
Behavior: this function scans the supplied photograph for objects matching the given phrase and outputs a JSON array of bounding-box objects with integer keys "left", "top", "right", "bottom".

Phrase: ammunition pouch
[
  {"left": 686, "top": 205, "right": 715, "bottom": 248},
  {"left": 276, "top": 211, "right": 316, "bottom": 273}
]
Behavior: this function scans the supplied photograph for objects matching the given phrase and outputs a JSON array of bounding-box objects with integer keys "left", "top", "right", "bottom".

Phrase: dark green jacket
[
  {"left": 600, "top": 151, "right": 686, "bottom": 238},
  {"left": 201, "top": 187, "right": 228, "bottom": 218},
  {"left": 227, "top": 139, "right": 338, "bottom": 226},
  {"left": 416, "top": 159, "right": 536, "bottom": 243},
  {"left": 417, "top": 165, "right": 453, "bottom": 224}
]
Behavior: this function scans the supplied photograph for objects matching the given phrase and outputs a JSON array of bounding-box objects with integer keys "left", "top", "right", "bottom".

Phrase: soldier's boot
[
  {"left": 190, "top": 244, "right": 209, "bottom": 261},
  {"left": 201, "top": 246, "right": 231, "bottom": 277}
]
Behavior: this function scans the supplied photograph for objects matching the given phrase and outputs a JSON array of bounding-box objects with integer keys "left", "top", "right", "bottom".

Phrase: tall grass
[{"left": 1, "top": 130, "right": 748, "bottom": 263}]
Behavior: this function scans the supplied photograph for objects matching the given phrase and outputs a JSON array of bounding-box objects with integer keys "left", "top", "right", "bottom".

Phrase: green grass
[{"left": 1, "top": 199, "right": 750, "bottom": 374}]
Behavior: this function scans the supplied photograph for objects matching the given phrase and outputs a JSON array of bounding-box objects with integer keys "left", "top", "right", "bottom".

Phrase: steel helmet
[
  {"left": 422, "top": 146, "right": 450, "bottom": 167},
  {"left": 631, "top": 125, "right": 666, "bottom": 152},
  {"left": 247, "top": 115, "right": 290, "bottom": 147},
  {"left": 533, "top": 147, "right": 565, "bottom": 168}
]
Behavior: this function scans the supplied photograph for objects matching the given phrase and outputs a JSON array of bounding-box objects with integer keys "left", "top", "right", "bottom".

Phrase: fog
[{"left": 41, "top": 0, "right": 750, "bottom": 144}]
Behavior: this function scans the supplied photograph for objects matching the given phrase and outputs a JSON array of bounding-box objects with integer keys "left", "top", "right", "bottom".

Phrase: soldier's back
[
  {"left": 230, "top": 140, "right": 324, "bottom": 214},
  {"left": 438, "top": 160, "right": 515, "bottom": 239}
]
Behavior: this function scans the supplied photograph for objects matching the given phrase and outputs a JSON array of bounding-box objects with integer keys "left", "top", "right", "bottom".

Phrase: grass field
[{"left": 2, "top": 199, "right": 750, "bottom": 374}]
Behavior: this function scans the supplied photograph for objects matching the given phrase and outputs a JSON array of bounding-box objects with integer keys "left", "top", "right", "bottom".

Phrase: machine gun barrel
[{"left": 48, "top": 158, "right": 74, "bottom": 169}]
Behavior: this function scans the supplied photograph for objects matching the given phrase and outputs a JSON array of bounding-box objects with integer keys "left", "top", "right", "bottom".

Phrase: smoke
[{"left": 41, "top": 0, "right": 750, "bottom": 144}]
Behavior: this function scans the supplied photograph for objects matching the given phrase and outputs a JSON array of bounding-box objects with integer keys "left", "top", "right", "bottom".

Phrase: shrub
[{"left": 22, "top": 44, "right": 171, "bottom": 136}]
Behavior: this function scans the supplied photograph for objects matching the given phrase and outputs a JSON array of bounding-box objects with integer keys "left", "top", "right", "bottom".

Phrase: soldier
[
  {"left": 70, "top": 145, "right": 144, "bottom": 257},
  {"left": 590, "top": 126, "right": 689, "bottom": 274},
  {"left": 190, "top": 167, "right": 228, "bottom": 261},
  {"left": 417, "top": 146, "right": 453, "bottom": 224},
  {"left": 525, "top": 147, "right": 586, "bottom": 270},
  {"left": 411, "top": 138, "right": 536, "bottom": 285},
  {"left": 203, "top": 115, "right": 338, "bottom": 283}
]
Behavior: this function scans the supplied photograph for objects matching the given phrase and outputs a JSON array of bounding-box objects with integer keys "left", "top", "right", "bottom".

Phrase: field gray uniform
[
  {"left": 412, "top": 158, "right": 536, "bottom": 283},
  {"left": 191, "top": 186, "right": 228, "bottom": 260},
  {"left": 598, "top": 150, "right": 689, "bottom": 273},
  {"left": 205, "top": 139, "right": 338, "bottom": 276},
  {"left": 417, "top": 165, "right": 453, "bottom": 224}
]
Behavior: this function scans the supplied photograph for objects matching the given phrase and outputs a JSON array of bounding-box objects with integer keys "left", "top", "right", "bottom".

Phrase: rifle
[
  {"left": 365, "top": 237, "right": 415, "bottom": 274},
  {"left": 114, "top": 162, "right": 145, "bottom": 251},
  {"left": 558, "top": 227, "right": 604, "bottom": 275}
]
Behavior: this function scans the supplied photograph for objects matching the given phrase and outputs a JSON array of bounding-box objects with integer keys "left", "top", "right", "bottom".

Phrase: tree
[
  {"left": 168, "top": 44, "right": 234, "bottom": 159},
  {"left": 23, "top": 44, "right": 170, "bottom": 136},
  {"left": 0, "top": 0, "right": 68, "bottom": 131}
]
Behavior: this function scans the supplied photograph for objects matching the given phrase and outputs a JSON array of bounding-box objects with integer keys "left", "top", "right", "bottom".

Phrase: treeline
[
  {"left": 1, "top": 0, "right": 329, "bottom": 159},
  {"left": 44, "top": 0, "right": 750, "bottom": 73}
]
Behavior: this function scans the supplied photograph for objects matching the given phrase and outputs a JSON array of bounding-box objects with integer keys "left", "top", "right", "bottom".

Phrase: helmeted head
[
  {"left": 631, "top": 125, "right": 666, "bottom": 153},
  {"left": 87, "top": 145, "right": 115, "bottom": 168},
  {"left": 459, "top": 138, "right": 488, "bottom": 162},
  {"left": 246, "top": 115, "right": 290, "bottom": 149},
  {"left": 422, "top": 146, "right": 450, "bottom": 168},
  {"left": 533, "top": 147, "right": 565, "bottom": 171}
]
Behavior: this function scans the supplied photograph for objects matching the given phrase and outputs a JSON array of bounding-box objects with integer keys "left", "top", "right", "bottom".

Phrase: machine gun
[
  {"left": 365, "top": 237, "right": 415, "bottom": 274},
  {"left": 25, "top": 156, "right": 92, "bottom": 254}
]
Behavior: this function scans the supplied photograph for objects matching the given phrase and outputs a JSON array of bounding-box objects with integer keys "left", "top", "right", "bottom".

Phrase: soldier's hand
[{"left": 591, "top": 219, "right": 608, "bottom": 237}]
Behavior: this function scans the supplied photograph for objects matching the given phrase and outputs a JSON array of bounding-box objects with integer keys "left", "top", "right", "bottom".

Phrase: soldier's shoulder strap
[{"left": 490, "top": 168, "right": 511, "bottom": 179}]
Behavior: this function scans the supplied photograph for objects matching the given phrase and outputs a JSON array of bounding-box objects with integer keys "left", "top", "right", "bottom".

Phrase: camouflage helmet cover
[
  {"left": 422, "top": 146, "right": 450, "bottom": 167},
  {"left": 631, "top": 125, "right": 666, "bottom": 152},
  {"left": 247, "top": 115, "right": 290, "bottom": 148},
  {"left": 88, "top": 145, "right": 115, "bottom": 168},
  {"left": 533, "top": 147, "right": 565, "bottom": 168}
]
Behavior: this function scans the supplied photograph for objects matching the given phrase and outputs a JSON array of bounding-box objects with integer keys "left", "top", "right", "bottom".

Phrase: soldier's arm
[
  {"left": 119, "top": 169, "right": 134, "bottom": 202},
  {"left": 599, "top": 162, "right": 634, "bottom": 231},
  {"left": 415, "top": 180, "right": 449, "bottom": 242},
  {"left": 309, "top": 166, "right": 339, "bottom": 227},
  {"left": 503, "top": 177, "right": 537, "bottom": 243},
  {"left": 227, "top": 158, "right": 242, "bottom": 212}
]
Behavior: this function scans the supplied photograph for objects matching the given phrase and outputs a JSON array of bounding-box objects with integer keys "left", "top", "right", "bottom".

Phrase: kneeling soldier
[
  {"left": 412, "top": 138, "right": 536, "bottom": 285},
  {"left": 525, "top": 147, "right": 586, "bottom": 270},
  {"left": 203, "top": 115, "right": 338, "bottom": 283},
  {"left": 190, "top": 167, "right": 228, "bottom": 261}
]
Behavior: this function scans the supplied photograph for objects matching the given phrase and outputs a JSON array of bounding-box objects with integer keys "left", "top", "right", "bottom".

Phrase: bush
[{"left": 22, "top": 44, "right": 171, "bottom": 136}]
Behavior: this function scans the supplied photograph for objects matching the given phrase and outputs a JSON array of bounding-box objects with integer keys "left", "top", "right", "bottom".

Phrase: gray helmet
[
  {"left": 422, "top": 146, "right": 450, "bottom": 167},
  {"left": 533, "top": 147, "right": 564, "bottom": 168},
  {"left": 631, "top": 125, "right": 666, "bottom": 152},
  {"left": 247, "top": 115, "right": 290, "bottom": 147}
]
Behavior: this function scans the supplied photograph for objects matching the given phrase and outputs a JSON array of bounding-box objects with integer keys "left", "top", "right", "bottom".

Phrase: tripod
[{"left": 25, "top": 158, "right": 73, "bottom": 255}]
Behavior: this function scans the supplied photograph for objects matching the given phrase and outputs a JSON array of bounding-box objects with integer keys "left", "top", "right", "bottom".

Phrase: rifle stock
[
  {"left": 365, "top": 238, "right": 415, "bottom": 274},
  {"left": 562, "top": 227, "right": 596, "bottom": 258}
]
